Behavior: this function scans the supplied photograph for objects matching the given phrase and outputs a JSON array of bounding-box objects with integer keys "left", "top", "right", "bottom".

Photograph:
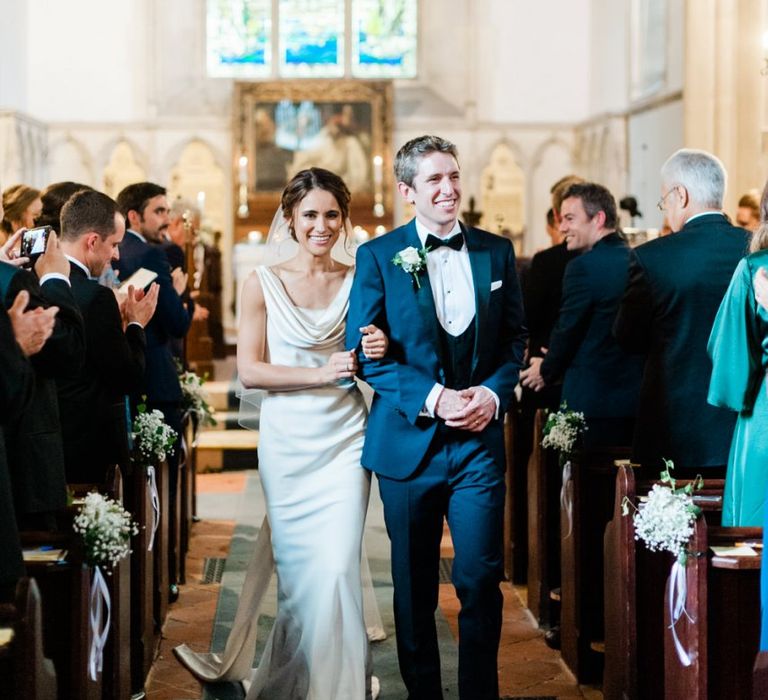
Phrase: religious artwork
[
  {"left": 233, "top": 80, "right": 393, "bottom": 239},
  {"left": 207, "top": 0, "right": 417, "bottom": 79}
]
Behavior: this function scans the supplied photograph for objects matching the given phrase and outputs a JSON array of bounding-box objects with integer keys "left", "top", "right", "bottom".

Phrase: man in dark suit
[
  {"left": 0, "top": 288, "right": 56, "bottom": 597},
  {"left": 347, "top": 135, "right": 527, "bottom": 699},
  {"left": 56, "top": 190, "right": 158, "bottom": 483},
  {"left": 521, "top": 182, "right": 642, "bottom": 447},
  {"left": 0, "top": 229, "right": 85, "bottom": 528},
  {"left": 614, "top": 148, "right": 751, "bottom": 472},
  {"left": 115, "top": 182, "right": 192, "bottom": 595}
]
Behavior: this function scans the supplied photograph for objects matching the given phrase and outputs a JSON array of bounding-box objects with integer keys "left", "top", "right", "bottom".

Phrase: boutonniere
[{"left": 392, "top": 245, "right": 430, "bottom": 289}]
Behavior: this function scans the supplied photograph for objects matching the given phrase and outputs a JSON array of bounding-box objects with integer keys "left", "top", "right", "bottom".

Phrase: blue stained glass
[
  {"left": 352, "top": 0, "right": 417, "bottom": 78},
  {"left": 279, "top": 0, "right": 344, "bottom": 77},
  {"left": 207, "top": 0, "right": 271, "bottom": 77}
]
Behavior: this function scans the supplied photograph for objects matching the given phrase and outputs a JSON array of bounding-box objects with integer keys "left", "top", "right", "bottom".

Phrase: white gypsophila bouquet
[
  {"left": 73, "top": 492, "right": 138, "bottom": 570},
  {"left": 623, "top": 459, "right": 703, "bottom": 564},
  {"left": 392, "top": 245, "right": 429, "bottom": 289},
  {"left": 541, "top": 403, "right": 587, "bottom": 463},
  {"left": 132, "top": 404, "right": 178, "bottom": 465},
  {"left": 179, "top": 369, "right": 217, "bottom": 427}
]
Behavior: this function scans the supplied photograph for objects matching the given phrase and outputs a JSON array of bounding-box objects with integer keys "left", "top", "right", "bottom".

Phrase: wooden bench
[
  {"left": 662, "top": 522, "right": 762, "bottom": 699},
  {"left": 152, "top": 459, "right": 170, "bottom": 631},
  {"left": 559, "top": 445, "right": 631, "bottom": 683},
  {"left": 0, "top": 577, "right": 57, "bottom": 700},
  {"left": 527, "top": 408, "right": 562, "bottom": 626},
  {"left": 178, "top": 413, "right": 197, "bottom": 585},
  {"left": 603, "top": 462, "right": 725, "bottom": 699},
  {"left": 69, "top": 466, "right": 132, "bottom": 700}
]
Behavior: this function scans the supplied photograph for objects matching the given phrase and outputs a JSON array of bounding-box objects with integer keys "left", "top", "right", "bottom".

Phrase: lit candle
[
  {"left": 372, "top": 155, "right": 383, "bottom": 186},
  {"left": 238, "top": 155, "right": 248, "bottom": 185},
  {"left": 196, "top": 191, "right": 206, "bottom": 220}
]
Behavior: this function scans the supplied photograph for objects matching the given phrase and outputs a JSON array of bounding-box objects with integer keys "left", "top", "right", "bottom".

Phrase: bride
[{"left": 177, "top": 168, "right": 386, "bottom": 699}]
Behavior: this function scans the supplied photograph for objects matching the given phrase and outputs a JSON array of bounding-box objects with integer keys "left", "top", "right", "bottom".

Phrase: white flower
[
  {"left": 179, "top": 370, "right": 216, "bottom": 427},
  {"left": 392, "top": 245, "right": 429, "bottom": 288},
  {"left": 398, "top": 246, "right": 422, "bottom": 269},
  {"left": 541, "top": 405, "right": 587, "bottom": 457},
  {"left": 132, "top": 407, "right": 178, "bottom": 466},
  {"left": 73, "top": 492, "right": 138, "bottom": 570},
  {"left": 632, "top": 484, "right": 699, "bottom": 562}
]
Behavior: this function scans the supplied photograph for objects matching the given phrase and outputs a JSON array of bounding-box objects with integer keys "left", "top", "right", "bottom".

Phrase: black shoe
[
  {"left": 544, "top": 626, "right": 561, "bottom": 650},
  {"left": 169, "top": 583, "right": 179, "bottom": 603}
]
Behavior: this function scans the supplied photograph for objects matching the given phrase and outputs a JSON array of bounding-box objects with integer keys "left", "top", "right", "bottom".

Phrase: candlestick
[
  {"left": 238, "top": 155, "right": 248, "bottom": 185},
  {"left": 196, "top": 191, "right": 206, "bottom": 220}
]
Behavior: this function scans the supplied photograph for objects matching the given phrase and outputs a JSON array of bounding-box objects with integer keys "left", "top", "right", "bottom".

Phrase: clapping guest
[
  {"left": 0, "top": 292, "right": 56, "bottom": 597},
  {"left": 116, "top": 182, "right": 192, "bottom": 598},
  {"left": 736, "top": 190, "right": 761, "bottom": 232},
  {"left": 521, "top": 183, "right": 642, "bottom": 447},
  {"left": 1, "top": 185, "right": 42, "bottom": 244},
  {"left": 56, "top": 190, "right": 159, "bottom": 483},
  {"left": 614, "top": 148, "right": 750, "bottom": 473},
  {"left": 0, "top": 202, "right": 85, "bottom": 529}
]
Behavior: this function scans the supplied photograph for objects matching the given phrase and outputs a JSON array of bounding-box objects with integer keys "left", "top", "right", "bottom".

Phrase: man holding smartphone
[
  {"left": 0, "top": 211, "right": 85, "bottom": 529},
  {"left": 56, "top": 189, "right": 159, "bottom": 483}
]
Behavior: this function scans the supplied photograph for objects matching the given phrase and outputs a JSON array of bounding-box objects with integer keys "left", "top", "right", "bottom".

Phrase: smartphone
[{"left": 20, "top": 225, "right": 52, "bottom": 266}]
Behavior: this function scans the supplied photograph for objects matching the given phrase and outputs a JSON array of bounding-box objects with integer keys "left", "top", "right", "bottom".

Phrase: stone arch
[
  {"left": 47, "top": 135, "right": 96, "bottom": 187},
  {"left": 166, "top": 138, "right": 227, "bottom": 233},
  {"left": 529, "top": 137, "right": 575, "bottom": 255},
  {"left": 478, "top": 141, "right": 526, "bottom": 254},
  {"left": 101, "top": 140, "right": 148, "bottom": 198}
]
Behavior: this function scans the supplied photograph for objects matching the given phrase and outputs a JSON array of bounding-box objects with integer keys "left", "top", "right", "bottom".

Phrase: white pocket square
[{"left": 490, "top": 280, "right": 503, "bottom": 291}]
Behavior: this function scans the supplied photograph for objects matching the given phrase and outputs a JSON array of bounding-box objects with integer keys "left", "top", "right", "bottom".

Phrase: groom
[{"left": 347, "top": 135, "right": 527, "bottom": 699}]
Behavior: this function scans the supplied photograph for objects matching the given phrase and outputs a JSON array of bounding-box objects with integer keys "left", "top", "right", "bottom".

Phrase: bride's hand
[
  {"left": 321, "top": 350, "right": 358, "bottom": 383},
  {"left": 360, "top": 324, "right": 388, "bottom": 360}
]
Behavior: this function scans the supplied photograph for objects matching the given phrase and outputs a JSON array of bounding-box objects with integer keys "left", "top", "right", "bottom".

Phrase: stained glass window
[
  {"left": 206, "top": 0, "right": 272, "bottom": 78},
  {"left": 352, "top": 0, "right": 417, "bottom": 78},
  {"left": 206, "top": 0, "right": 417, "bottom": 79},
  {"left": 279, "top": 0, "right": 345, "bottom": 77}
]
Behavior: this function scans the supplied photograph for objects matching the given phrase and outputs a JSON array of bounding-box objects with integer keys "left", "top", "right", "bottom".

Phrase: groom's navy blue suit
[{"left": 347, "top": 219, "right": 527, "bottom": 699}]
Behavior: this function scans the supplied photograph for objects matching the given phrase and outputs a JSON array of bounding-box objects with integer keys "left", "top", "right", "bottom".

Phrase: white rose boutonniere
[{"left": 392, "top": 245, "right": 429, "bottom": 289}]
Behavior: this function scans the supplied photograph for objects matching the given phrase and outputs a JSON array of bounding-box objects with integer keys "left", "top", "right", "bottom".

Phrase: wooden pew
[
  {"left": 124, "top": 461, "right": 158, "bottom": 691},
  {"left": 0, "top": 578, "right": 57, "bottom": 700},
  {"left": 559, "top": 445, "right": 631, "bottom": 683},
  {"left": 69, "top": 467, "right": 132, "bottom": 700},
  {"left": 663, "top": 523, "right": 762, "bottom": 700},
  {"left": 603, "top": 463, "right": 725, "bottom": 700},
  {"left": 153, "top": 459, "right": 170, "bottom": 632},
  {"left": 179, "top": 414, "right": 197, "bottom": 585},
  {"left": 21, "top": 530, "right": 100, "bottom": 700},
  {"left": 527, "top": 409, "right": 561, "bottom": 627}
]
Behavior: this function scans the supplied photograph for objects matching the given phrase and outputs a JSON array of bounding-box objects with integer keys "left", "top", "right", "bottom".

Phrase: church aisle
[{"left": 145, "top": 470, "right": 600, "bottom": 699}]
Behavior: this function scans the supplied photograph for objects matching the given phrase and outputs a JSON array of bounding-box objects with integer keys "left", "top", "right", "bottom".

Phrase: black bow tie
[{"left": 425, "top": 233, "right": 464, "bottom": 251}]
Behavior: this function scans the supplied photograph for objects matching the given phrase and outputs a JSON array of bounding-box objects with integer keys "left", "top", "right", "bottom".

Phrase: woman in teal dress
[
  {"left": 754, "top": 266, "right": 768, "bottom": 652},
  {"left": 707, "top": 222, "right": 768, "bottom": 527}
]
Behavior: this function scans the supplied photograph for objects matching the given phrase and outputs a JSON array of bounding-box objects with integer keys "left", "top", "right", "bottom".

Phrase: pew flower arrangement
[
  {"left": 73, "top": 492, "right": 138, "bottom": 680},
  {"left": 179, "top": 368, "right": 217, "bottom": 427},
  {"left": 621, "top": 459, "right": 703, "bottom": 565},
  {"left": 73, "top": 492, "right": 138, "bottom": 570},
  {"left": 132, "top": 403, "right": 178, "bottom": 466},
  {"left": 541, "top": 403, "right": 587, "bottom": 465}
]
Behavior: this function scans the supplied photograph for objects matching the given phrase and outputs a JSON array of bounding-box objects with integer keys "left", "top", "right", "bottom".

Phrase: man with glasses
[{"left": 614, "top": 148, "right": 751, "bottom": 475}]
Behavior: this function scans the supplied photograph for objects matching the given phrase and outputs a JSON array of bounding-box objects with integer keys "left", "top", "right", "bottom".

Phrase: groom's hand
[
  {"left": 435, "top": 388, "right": 468, "bottom": 420},
  {"left": 443, "top": 386, "right": 496, "bottom": 432}
]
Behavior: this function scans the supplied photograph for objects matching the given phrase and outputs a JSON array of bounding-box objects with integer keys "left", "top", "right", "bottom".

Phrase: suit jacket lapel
[
  {"left": 464, "top": 224, "right": 490, "bottom": 375},
  {"left": 403, "top": 222, "right": 446, "bottom": 367}
]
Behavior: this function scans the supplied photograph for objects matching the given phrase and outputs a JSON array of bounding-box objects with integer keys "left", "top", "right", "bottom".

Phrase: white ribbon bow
[
  {"left": 147, "top": 465, "right": 161, "bottom": 552},
  {"left": 668, "top": 559, "right": 695, "bottom": 667},
  {"left": 560, "top": 460, "right": 574, "bottom": 539},
  {"left": 88, "top": 566, "right": 111, "bottom": 681}
]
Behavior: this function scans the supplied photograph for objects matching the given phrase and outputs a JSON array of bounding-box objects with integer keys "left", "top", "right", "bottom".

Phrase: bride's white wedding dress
[{"left": 176, "top": 265, "right": 379, "bottom": 699}]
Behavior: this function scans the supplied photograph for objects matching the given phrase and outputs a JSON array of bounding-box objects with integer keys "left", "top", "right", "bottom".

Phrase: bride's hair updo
[{"left": 282, "top": 168, "right": 351, "bottom": 240}]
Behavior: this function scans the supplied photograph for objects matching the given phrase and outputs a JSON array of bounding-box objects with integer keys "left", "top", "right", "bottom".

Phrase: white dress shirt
[{"left": 415, "top": 219, "right": 499, "bottom": 418}]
